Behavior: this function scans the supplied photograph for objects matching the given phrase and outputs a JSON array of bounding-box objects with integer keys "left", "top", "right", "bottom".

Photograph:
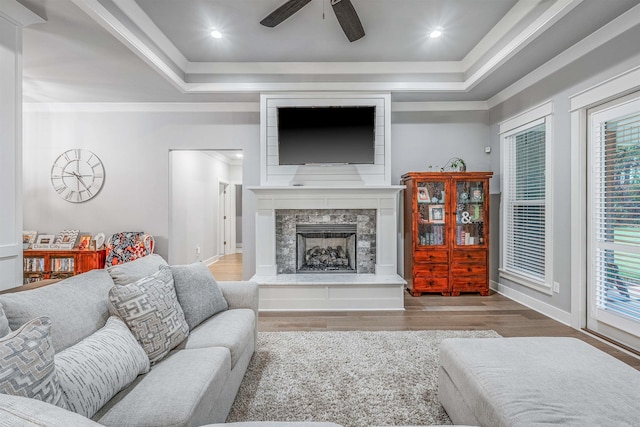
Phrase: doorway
[
  {"left": 586, "top": 93, "right": 640, "bottom": 351},
  {"left": 168, "top": 149, "right": 243, "bottom": 269}
]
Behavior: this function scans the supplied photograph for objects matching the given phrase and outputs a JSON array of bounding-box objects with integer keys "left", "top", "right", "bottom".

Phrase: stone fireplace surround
[
  {"left": 248, "top": 186, "right": 406, "bottom": 311},
  {"left": 276, "top": 209, "right": 376, "bottom": 274}
]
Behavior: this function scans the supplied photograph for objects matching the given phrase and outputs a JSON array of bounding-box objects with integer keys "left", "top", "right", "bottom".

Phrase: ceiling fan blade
[
  {"left": 260, "top": 0, "right": 312, "bottom": 27},
  {"left": 331, "top": 0, "right": 365, "bottom": 42}
]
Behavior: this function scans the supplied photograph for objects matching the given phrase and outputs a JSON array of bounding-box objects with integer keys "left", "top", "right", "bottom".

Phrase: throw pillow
[
  {"left": 161, "top": 262, "right": 228, "bottom": 330},
  {"left": 0, "top": 317, "right": 66, "bottom": 409},
  {"left": 55, "top": 316, "right": 150, "bottom": 418},
  {"left": 108, "top": 268, "right": 189, "bottom": 364},
  {"left": 106, "top": 253, "right": 168, "bottom": 285},
  {"left": 0, "top": 304, "right": 10, "bottom": 338}
]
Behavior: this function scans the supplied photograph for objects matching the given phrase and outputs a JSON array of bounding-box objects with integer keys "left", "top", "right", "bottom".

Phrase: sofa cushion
[
  {"left": 0, "top": 303, "right": 10, "bottom": 338},
  {"left": 440, "top": 337, "right": 640, "bottom": 427},
  {"left": 177, "top": 308, "right": 255, "bottom": 369},
  {"left": 108, "top": 268, "right": 189, "bottom": 365},
  {"left": 0, "top": 269, "right": 114, "bottom": 352},
  {"left": 106, "top": 253, "right": 168, "bottom": 285},
  {"left": 93, "top": 347, "right": 231, "bottom": 427},
  {"left": 0, "top": 394, "right": 102, "bottom": 427},
  {"left": 55, "top": 316, "right": 150, "bottom": 418},
  {"left": 161, "top": 262, "right": 228, "bottom": 330},
  {"left": 0, "top": 317, "right": 66, "bottom": 409}
]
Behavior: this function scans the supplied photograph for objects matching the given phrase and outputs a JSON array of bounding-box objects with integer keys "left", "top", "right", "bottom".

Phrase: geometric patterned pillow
[
  {"left": 0, "top": 317, "right": 67, "bottom": 409},
  {"left": 55, "top": 316, "right": 150, "bottom": 418},
  {"left": 108, "top": 268, "right": 189, "bottom": 365}
]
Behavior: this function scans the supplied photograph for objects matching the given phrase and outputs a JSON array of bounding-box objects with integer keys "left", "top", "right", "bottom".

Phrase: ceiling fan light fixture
[
  {"left": 210, "top": 29, "right": 222, "bottom": 39},
  {"left": 429, "top": 29, "right": 442, "bottom": 39}
]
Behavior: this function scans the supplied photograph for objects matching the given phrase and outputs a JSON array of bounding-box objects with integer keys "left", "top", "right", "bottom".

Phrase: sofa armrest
[
  {"left": 218, "top": 280, "right": 259, "bottom": 315},
  {"left": 0, "top": 394, "right": 102, "bottom": 426}
]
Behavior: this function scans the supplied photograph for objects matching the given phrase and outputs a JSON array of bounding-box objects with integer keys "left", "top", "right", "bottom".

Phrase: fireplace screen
[{"left": 296, "top": 224, "right": 357, "bottom": 273}]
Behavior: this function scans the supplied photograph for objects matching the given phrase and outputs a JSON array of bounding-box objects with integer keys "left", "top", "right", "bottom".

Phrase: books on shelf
[{"left": 24, "top": 257, "right": 45, "bottom": 272}]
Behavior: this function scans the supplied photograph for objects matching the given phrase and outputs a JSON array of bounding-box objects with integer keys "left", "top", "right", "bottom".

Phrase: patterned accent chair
[{"left": 104, "top": 232, "right": 155, "bottom": 267}]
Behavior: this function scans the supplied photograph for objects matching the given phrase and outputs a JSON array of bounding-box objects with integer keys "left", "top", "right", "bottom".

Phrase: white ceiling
[{"left": 17, "top": 0, "right": 640, "bottom": 104}]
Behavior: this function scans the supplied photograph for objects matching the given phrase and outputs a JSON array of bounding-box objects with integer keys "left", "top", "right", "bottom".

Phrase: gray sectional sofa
[
  {"left": 0, "top": 254, "right": 259, "bottom": 426},
  {"left": 439, "top": 337, "right": 640, "bottom": 426}
]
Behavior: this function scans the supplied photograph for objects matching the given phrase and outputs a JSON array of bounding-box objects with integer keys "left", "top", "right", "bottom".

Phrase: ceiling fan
[{"left": 260, "top": 0, "right": 365, "bottom": 42}]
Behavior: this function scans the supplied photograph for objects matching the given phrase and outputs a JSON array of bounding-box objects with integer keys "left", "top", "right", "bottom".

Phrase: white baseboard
[
  {"left": 491, "top": 280, "right": 572, "bottom": 326},
  {"left": 204, "top": 255, "right": 220, "bottom": 266}
]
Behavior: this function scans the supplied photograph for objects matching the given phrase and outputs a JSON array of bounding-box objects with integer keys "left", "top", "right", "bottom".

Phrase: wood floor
[{"left": 209, "top": 253, "right": 640, "bottom": 370}]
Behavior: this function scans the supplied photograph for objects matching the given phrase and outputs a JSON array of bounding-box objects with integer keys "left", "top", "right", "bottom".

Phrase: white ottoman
[{"left": 439, "top": 337, "right": 640, "bottom": 426}]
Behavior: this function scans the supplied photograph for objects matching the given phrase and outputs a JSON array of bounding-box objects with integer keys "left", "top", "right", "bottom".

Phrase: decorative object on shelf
[
  {"left": 428, "top": 205, "right": 445, "bottom": 223},
  {"left": 55, "top": 230, "right": 80, "bottom": 249},
  {"left": 78, "top": 234, "right": 92, "bottom": 250},
  {"left": 417, "top": 187, "right": 430, "bottom": 203},
  {"left": 94, "top": 232, "right": 106, "bottom": 249},
  {"left": 22, "top": 231, "right": 37, "bottom": 249},
  {"left": 429, "top": 157, "right": 467, "bottom": 173},
  {"left": 35, "top": 234, "right": 55, "bottom": 246},
  {"left": 51, "top": 149, "right": 105, "bottom": 203}
]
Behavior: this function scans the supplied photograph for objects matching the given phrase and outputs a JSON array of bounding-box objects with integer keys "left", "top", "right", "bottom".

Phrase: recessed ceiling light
[
  {"left": 429, "top": 29, "right": 442, "bottom": 39},
  {"left": 236, "top": 153, "right": 243, "bottom": 158},
  {"left": 210, "top": 29, "right": 222, "bottom": 39}
]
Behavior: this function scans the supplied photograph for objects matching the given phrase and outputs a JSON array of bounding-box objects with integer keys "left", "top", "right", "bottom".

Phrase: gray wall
[
  {"left": 23, "top": 110, "right": 260, "bottom": 279},
  {"left": 23, "top": 108, "right": 490, "bottom": 280},
  {"left": 488, "top": 26, "right": 640, "bottom": 314}
]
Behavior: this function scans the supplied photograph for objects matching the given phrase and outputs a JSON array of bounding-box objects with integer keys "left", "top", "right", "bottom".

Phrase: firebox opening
[{"left": 296, "top": 224, "right": 357, "bottom": 273}]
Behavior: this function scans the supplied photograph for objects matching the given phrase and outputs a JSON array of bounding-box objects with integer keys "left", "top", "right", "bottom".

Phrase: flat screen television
[{"left": 277, "top": 106, "right": 376, "bottom": 165}]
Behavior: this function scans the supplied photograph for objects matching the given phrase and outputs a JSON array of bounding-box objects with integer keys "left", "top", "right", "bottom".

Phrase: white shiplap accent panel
[{"left": 260, "top": 93, "right": 391, "bottom": 186}]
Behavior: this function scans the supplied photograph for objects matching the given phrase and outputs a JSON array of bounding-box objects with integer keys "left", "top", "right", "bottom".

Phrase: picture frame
[
  {"left": 36, "top": 234, "right": 55, "bottom": 245},
  {"left": 23, "top": 231, "right": 37, "bottom": 249},
  {"left": 417, "top": 186, "right": 430, "bottom": 204},
  {"left": 78, "top": 234, "right": 92, "bottom": 250},
  {"left": 429, "top": 204, "right": 445, "bottom": 223},
  {"left": 55, "top": 230, "right": 80, "bottom": 247}
]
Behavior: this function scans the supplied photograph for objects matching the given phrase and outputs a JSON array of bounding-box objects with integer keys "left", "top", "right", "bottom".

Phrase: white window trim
[
  {"left": 569, "top": 65, "right": 640, "bottom": 330},
  {"left": 499, "top": 101, "right": 554, "bottom": 295}
]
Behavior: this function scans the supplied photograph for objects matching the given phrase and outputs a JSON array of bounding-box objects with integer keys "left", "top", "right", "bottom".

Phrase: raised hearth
[{"left": 249, "top": 186, "right": 406, "bottom": 311}]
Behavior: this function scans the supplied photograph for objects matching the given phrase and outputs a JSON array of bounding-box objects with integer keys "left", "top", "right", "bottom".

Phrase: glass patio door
[{"left": 587, "top": 94, "right": 640, "bottom": 351}]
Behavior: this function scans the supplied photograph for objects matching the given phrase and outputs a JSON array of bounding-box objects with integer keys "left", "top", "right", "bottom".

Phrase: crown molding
[
  {"left": 0, "top": 0, "right": 45, "bottom": 26},
  {"left": 71, "top": 0, "right": 585, "bottom": 95},
  {"left": 23, "top": 102, "right": 260, "bottom": 113},
  {"left": 488, "top": 2, "right": 640, "bottom": 109}
]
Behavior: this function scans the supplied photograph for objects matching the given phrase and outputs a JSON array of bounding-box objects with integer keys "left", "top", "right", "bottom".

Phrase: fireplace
[
  {"left": 276, "top": 209, "right": 376, "bottom": 274},
  {"left": 249, "top": 186, "right": 406, "bottom": 311},
  {"left": 296, "top": 223, "right": 357, "bottom": 273}
]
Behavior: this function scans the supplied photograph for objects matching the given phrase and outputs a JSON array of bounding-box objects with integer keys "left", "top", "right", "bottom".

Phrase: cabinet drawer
[
  {"left": 413, "top": 276, "right": 449, "bottom": 292},
  {"left": 452, "top": 250, "right": 487, "bottom": 266},
  {"left": 415, "top": 251, "right": 448, "bottom": 264},
  {"left": 414, "top": 264, "right": 449, "bottom": 278},
  {"left": 450, "top": 265, "right": 487, "bottom": 278},
  {"left": 451, "top": 276, "right": 487, "bottom": 291}
]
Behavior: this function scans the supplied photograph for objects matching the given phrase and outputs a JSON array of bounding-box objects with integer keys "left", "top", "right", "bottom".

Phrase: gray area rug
[{"left": 227, "top": 330, "right": 500, "bottom": 426}]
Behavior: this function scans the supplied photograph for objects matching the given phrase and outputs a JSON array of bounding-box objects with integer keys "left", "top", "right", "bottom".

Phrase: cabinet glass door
[
  {"left": 455, "top": 180, "right": 486, "bottom": 246},
  {"left": 417, "top": 181, "right": 446, "bottom": 246}
]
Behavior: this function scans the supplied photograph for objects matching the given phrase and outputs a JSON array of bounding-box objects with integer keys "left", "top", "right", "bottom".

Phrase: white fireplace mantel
[{"left": 248, "top": 185, "right": 406, "bottom": 311}]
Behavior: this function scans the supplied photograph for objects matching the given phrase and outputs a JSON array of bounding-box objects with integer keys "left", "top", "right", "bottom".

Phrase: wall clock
[{"left": 50, "top": 149, "right": 105, "bottom": 203}]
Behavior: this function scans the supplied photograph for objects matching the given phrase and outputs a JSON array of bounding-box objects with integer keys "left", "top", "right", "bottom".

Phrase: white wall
[
  {"left": 169, "top": 150, "right": 233, "bottom": 265},
  {"left": 23, "top": 108, "right": 260, "bottom": 278},
  {"left": 0, "top": 4, "right": 44, "bottom": 290}
]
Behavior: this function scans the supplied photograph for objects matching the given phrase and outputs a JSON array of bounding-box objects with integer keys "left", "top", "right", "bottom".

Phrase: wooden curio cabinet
[{"left": 401, "top": 172, "right": 493, "bottom": 296}]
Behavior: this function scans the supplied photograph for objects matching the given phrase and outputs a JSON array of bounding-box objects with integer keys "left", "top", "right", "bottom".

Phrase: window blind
[
  {"left": 592, "top": 108, "right": 640, "bottom": 324},
  {"left": 504, "top": 122, "right": 547, "bottom": 282}
]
